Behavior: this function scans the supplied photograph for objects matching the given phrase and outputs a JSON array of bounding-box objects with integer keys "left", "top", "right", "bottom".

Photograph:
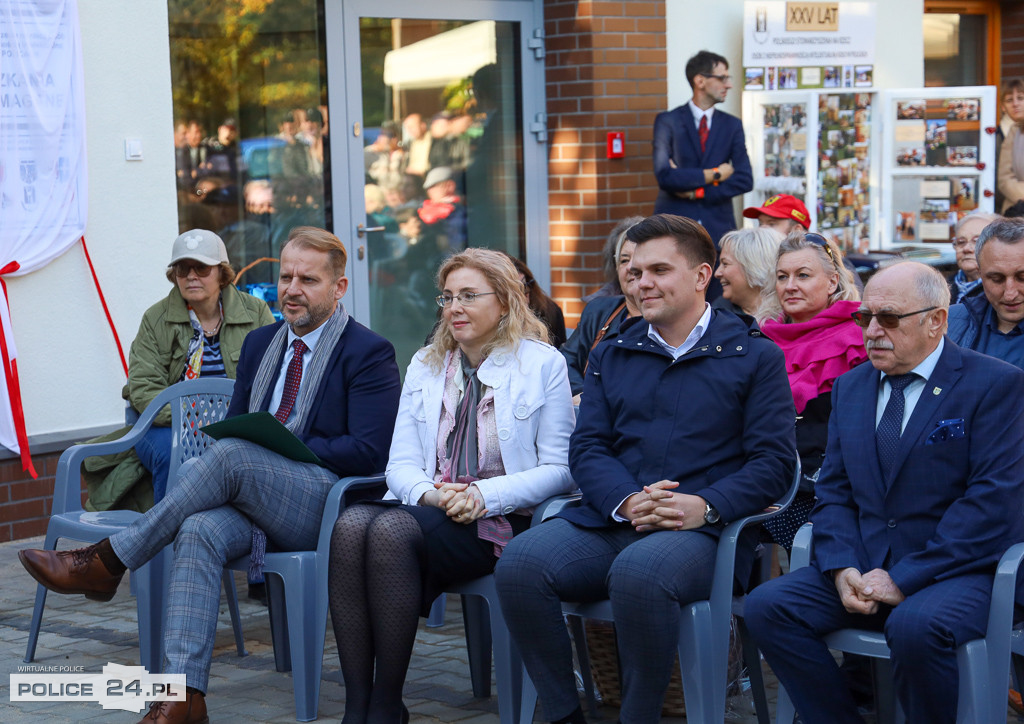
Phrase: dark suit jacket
[
  {"left": 811, "top": 340, "right": 1024, "bottom": 599},
  {"left": 652, "top": 104, "right": 753, "bottom": 245},
  {"left": 226, "top": 317, "right": 402, "bottom": 477},
  {"left": 561, "top": 311, "right": 796, "bottom": 587}
]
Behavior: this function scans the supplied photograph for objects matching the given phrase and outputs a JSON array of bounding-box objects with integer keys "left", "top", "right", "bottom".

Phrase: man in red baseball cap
[{"left": 743, "top": 194, "right": 811, "bottom": 234}]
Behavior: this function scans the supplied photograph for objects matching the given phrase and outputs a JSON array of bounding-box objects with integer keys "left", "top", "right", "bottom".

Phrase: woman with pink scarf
[{"left": 756, "top": 232, "right": 867, "bottom": 550}]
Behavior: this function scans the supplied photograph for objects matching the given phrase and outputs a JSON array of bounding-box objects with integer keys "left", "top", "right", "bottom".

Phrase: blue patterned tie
[{"left": 876, "top": 373, "right": 917, "bottom": 478}]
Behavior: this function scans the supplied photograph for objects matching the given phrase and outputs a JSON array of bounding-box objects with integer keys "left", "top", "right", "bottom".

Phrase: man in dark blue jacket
[
  {"left": 19, "top": 227, "right": 401, "bottom": 724},
  {"left": 495, "top": 214, "right": 795, "bottom": 724},
  {"left": 948, "top": 218, "right": 1024, "bottom": 369},
  {"left": 652, "top": 50, "right": 753, "bottom": 299}
]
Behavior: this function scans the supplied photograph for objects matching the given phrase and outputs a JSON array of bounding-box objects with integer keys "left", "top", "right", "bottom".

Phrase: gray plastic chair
[
  {"left": 221, "top": 474, "right": 388, "bottom": 722},
  {"left": 24, "top": 377, "right": 239, "bottom": 672},
  {"left": 773, "top": 522, "right": 1024, "bottom": 724},
  {"left": 517, "top": 460, "right": 801, "bottom": 724}
]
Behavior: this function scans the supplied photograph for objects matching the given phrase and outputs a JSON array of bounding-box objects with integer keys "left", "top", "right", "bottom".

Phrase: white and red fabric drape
[{"left": 0, "top": 0, "right": 89, "bottom": 477}]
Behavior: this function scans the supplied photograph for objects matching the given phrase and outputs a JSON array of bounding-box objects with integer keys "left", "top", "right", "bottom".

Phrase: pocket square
[{"left": 926, "top": 418, "right": 965, "bottom": 445}]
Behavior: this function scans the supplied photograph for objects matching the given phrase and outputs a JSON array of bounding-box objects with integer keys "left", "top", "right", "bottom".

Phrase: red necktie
[
  {"left": 274, "top": 339, "right": 308, "bottom": 423},
  {"left": 698, "top": 115, "right": 709, "bottom": 153}
]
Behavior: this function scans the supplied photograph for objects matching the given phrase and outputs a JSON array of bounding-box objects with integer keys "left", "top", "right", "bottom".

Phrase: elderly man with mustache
[{"left": 746, "top": 261, "right": 1024, "bottom": 723}]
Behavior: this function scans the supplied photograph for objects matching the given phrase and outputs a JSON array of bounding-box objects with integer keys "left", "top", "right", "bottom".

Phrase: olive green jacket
[{"left": 83, "top": 285, "right": 274, "bottom": 512}]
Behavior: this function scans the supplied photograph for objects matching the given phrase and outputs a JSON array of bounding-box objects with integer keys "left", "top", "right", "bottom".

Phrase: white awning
[{"left": 383, "top": 21, "right": 496, "bottom": 90}]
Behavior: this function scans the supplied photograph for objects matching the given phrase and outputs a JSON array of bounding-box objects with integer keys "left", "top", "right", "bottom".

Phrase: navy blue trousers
[
  {"left": 494, "top": 517, "right": 717, "bottom": 724},
  {"left": 745, "top": 565, "right": 993, "bottom": 724}
]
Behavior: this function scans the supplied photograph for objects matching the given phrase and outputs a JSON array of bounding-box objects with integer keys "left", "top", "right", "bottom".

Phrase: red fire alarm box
[{"left": 607, "top": 131, "right": 625, "bottom": 159}]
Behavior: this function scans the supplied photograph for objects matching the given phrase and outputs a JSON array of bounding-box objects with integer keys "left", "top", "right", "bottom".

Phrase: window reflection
[
  {"left": 360, "top": 18, "right": 524, "bottom": 369},
  {"left": 167, "top": 0, "right": 329, "bottom": 293}
]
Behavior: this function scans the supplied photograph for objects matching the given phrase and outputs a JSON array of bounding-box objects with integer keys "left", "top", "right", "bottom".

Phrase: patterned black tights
[{"left": 328, "top": 505, "right": 424, "bottom": 724}]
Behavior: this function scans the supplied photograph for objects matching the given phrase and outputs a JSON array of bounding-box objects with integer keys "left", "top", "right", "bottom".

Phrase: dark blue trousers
[
  {"left": 494, "top": 517, "right": 717, "bottom": 724},
  {"left": 745, "top": 565, "right": 992, "bottom": 724}
]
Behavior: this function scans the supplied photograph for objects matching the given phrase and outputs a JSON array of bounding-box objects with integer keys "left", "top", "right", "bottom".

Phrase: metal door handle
[{"left": 356, "top": 224, "right": 386, "bottom": 238}]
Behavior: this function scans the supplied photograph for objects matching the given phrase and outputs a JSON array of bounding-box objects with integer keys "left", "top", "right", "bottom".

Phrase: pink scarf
[{"left": 761, "top": 299, "right": 867, "bottom": 413}]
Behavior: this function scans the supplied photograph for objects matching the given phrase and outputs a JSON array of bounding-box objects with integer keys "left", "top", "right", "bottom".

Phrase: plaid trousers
[{"left": 110, "top": 438, "right": 336, "bottom": 691}]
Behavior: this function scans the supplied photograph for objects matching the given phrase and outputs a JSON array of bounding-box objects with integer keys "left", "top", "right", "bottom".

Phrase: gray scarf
[
  {"left": 246, "top": 301, "right": 348, "bottom": 582},
  {"left": 248, "top": 301, "right": 349, "bottom": 434}
]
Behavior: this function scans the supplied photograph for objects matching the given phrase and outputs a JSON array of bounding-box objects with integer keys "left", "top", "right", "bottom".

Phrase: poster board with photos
[
  {"left": 742, "top": 90, "right": 880, "bottom": 255},
  {"left": 880, "top": 86, "right": 996, "bottom": 248}
]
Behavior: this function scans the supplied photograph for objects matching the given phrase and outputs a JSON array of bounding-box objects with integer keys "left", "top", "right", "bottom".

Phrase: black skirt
[{"left": 358, "top": 499, "right": 531, "bottom": 616}]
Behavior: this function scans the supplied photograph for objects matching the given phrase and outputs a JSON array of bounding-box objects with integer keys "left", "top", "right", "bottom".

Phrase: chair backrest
[
  {"left": 54, "top": 378, "right": 235, "bottom": 516},
  {"left": 165, "top": 377, "right": 235, "bottom": 481}
]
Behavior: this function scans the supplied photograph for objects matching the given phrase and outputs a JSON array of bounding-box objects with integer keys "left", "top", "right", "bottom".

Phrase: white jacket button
[
  {"left": 503, "top": 505, "right": 515, "bottom": 514},
  {"left": 516, "top": 405, "right": 528, "bottom": 417},
  {"left": 498, "top": 428, "right": 511, "bottom": 440}
]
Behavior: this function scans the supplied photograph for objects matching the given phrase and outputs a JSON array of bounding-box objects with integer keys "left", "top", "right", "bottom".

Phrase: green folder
[{"left": 201, "top": 412, "right": 324, "bottom": 466}]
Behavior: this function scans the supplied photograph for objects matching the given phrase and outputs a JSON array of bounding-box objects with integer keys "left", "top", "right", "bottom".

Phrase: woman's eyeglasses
[
  {"left": 850, "top": 307, "right": 937, "bottom": 329},
  {"left": 173, "top": 262, "right": 214, "bottom": 278},
  {"left": 436, "top": 291, "right": 496, "bottom": 308}
]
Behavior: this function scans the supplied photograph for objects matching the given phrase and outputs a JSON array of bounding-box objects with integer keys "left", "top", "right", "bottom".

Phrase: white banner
[
  {"left": 743, "top": 2, "right": 876, "bottom": 70},
  {"left": 0, "top": 0, "right": 87, "bottom": 468}
]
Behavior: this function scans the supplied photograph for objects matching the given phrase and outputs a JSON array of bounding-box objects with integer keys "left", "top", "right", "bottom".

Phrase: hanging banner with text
[
  {"left": 743, "top": 1, "right": 876, "bottom": 91},
  {"left": 0, "top": 0, "right": 88, "bottom": 471}
]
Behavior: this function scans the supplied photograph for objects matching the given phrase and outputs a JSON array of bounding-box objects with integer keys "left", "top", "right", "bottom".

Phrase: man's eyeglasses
[
  {"left": 701, "top": 73, "right": 731, "bottom": 83},
  {"left": 436, "top": 291, "right": 497, "bottom": 308},
  {"left": 951, "top": 236, "right": 979, "bottom": 250},
  {"left": 173, "top": 261, "right": 215, "bottom": 278},
  {"left": 805, "top": 232, "right": 838, "bottom": 265},
  {"left": 850, "top": 307, "right": 937, "bottom": 329}
]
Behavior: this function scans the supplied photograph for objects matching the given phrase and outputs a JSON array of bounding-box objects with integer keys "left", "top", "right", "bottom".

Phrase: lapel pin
[{"left": 932, "top": 387, "right": 941, "bottom": 395}]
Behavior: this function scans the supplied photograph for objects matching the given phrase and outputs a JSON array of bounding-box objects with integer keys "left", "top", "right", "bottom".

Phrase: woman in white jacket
[{"left": 328, "top": 248, "right": 575, "bottom": 724}]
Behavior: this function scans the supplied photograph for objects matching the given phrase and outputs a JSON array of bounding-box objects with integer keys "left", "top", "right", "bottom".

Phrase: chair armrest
[
  {"left": 314, "top": 474, "right": 387, "bottom": 622},
  {"left": 52, "top": 414, "right": 168, "bottom": 515},
  {"left": 790, "top": 522, "right": 814, "bottom": 570},
  {"left": 531, "top": 492, "right": 582, "bottom": 526},
  {"left": 984, "top": 542, "right": 1024, "bottom": 671}
]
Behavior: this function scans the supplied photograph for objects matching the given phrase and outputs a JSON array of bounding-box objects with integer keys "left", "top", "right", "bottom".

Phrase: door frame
[{"left": 323, "top": 0, "right": 549, "bottom": 325}]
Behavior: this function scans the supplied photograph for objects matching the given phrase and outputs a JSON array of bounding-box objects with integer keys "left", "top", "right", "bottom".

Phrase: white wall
[
  {"left": 7, "top": 1, "right": 177, "bottom": 446},
  {"left": 665, "top": 0, "right": 925, "bottom": 111}
]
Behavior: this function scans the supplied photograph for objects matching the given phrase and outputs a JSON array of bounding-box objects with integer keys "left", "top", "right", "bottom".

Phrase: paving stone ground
[{"left": 1, "top": 536, "right": 1019, "bottom": 723}]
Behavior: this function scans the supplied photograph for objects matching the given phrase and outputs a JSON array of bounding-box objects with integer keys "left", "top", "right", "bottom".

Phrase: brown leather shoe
[
  {"left": 19, "top": 544, "right": 124, "bottom": 602},
  {"left": 139, "top": 690, "right": 209, "bottom": 723}
]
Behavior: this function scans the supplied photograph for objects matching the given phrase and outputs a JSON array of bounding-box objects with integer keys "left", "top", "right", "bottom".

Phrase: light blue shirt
[
  {"left": 875, "top": 338, "right": 945, "bottom": 433},
  {"left": 268, "top": 321, "right": 328, "bottom": 423},
  {"left": 646, "top": 303, "right": 712, "bottom": 360}
]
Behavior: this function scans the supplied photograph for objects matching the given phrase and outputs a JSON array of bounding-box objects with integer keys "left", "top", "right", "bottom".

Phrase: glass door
[{"left": 325, "top": 0, "right": 546, "bottom": 372}]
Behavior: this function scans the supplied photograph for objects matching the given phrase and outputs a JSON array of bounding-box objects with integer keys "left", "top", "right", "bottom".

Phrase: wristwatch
[
  {"left": 703, "top": 501, "right": 721, "bottom": 525},
  {"left": 712, "top": 167, "right": 722, "bottom": 186}
]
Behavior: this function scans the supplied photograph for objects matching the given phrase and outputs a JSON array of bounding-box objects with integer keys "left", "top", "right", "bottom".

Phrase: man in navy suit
[
  {"left": 746, "top": 261, "right": 1024, "bottom": 723},
  {"left": 652, "top": 50, "right": 753, "bottom": 298},
  {"left": 20, "top": 227, "right": 401, "bottom": 724},
  {"left": 496, "top": 214, "right": 795, "bottom": 724}
]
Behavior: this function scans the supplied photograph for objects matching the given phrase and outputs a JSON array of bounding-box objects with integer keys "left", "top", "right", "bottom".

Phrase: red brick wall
[
  {"left": 544, "top": 0, "right": 667, "bottom": 325},
  {"left": 1002, "top": 1, "right": 1024, "bottom": 82},
  {"left": 0, "top": 451, "right": 65, "bottom": 542}
]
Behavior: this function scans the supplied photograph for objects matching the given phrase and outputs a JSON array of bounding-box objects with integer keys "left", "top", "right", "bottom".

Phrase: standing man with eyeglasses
[
  {"left": 652, "top": 50, "right": 753, "bottom": 300},
  {"left": 747, "top": 261, "right": 1024, "bottom": 723},
  {"left": 19, "top": 226, "right": 401, "bottom": 724}
]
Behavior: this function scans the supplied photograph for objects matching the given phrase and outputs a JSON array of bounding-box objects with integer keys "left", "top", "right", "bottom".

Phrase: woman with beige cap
[{"left": 84, "top": 229, "right": 273, "bottom": 512}]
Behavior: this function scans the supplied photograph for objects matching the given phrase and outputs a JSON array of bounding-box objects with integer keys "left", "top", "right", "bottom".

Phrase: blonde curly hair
[{"left": 422, "top": 248, "right": 549, "bottom": 371}]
